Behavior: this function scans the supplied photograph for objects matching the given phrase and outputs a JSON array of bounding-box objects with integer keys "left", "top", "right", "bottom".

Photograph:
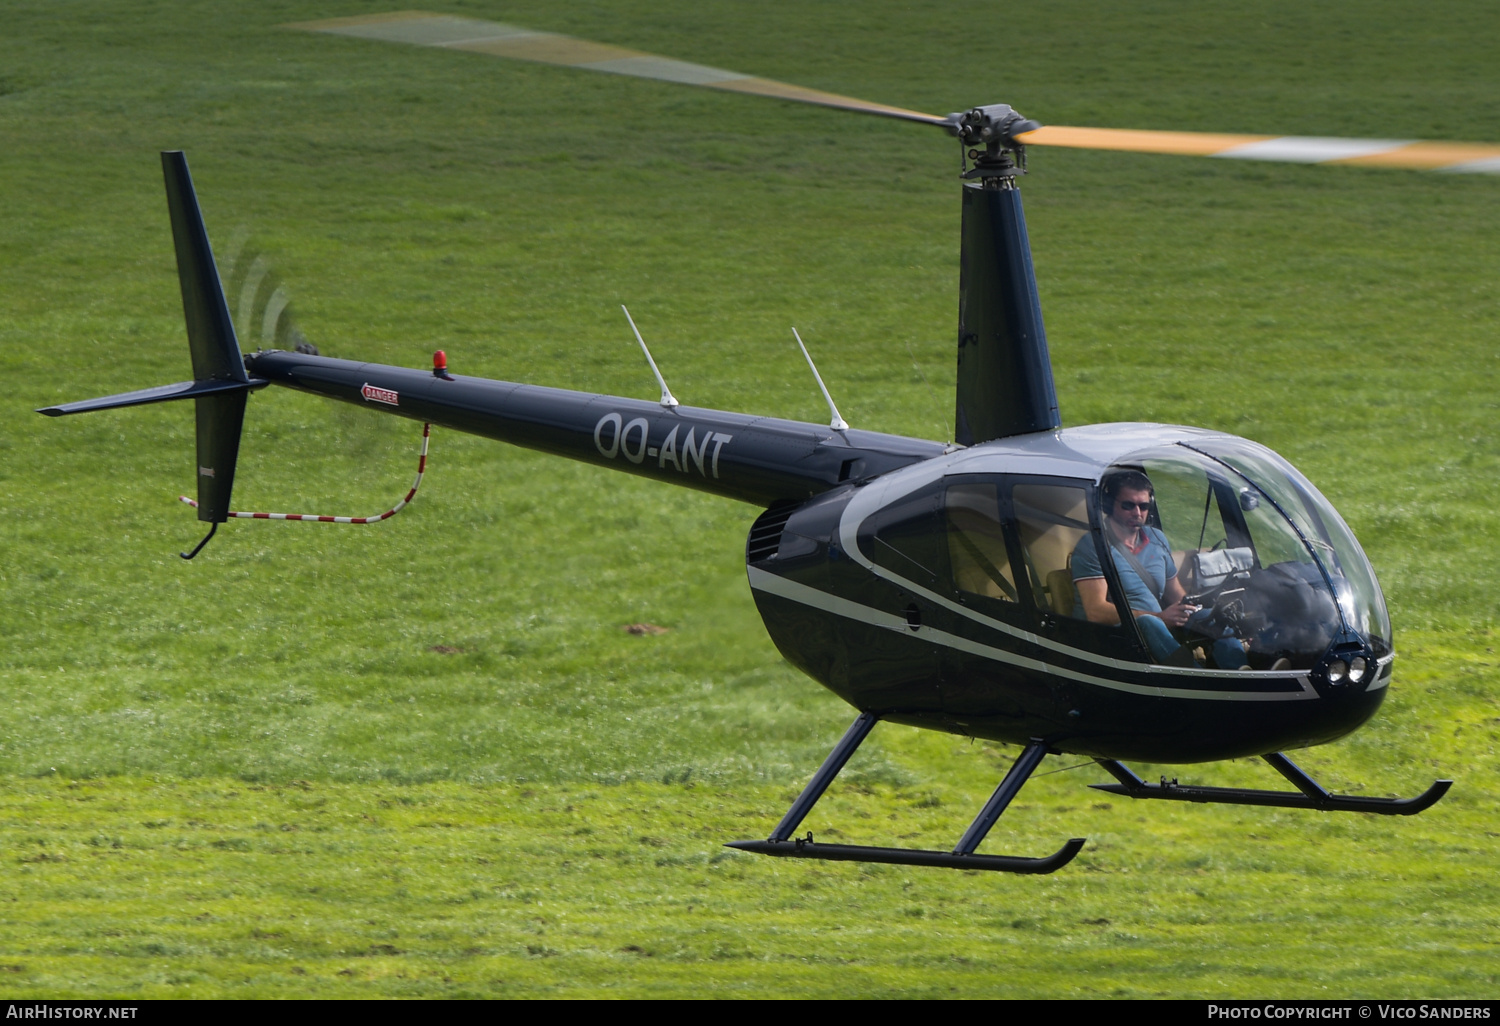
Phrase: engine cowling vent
[{"left": 746, "top": 500, "right": 800, "bottom": 563}]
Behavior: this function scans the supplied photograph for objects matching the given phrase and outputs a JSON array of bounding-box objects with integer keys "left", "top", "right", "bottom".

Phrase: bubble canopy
[{"left": 1116, "top": 440, "right": 1391, "bottom": 670}]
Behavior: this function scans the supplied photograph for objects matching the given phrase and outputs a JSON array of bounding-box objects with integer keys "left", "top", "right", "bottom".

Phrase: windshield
[
  {"left": 1105, "top": 444, "right": 1388, "bottom": 669},
  {"left": 1184, "top": 440, "right": 1391, "bottom": 655}
]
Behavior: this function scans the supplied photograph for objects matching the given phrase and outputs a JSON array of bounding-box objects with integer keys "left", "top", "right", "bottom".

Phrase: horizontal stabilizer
[{"left": 36, "top": 377, "right": 265, "bottom": 417}]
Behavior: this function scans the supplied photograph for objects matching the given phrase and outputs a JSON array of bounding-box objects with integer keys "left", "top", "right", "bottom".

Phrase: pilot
[{"left": 1073, "top": 470, "right": 1249, "bottom": 670}]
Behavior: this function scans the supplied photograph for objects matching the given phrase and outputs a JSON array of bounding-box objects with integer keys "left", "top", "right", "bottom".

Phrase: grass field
[{"left": 2, "top": 0, "right": 1498, "bottom": 998}]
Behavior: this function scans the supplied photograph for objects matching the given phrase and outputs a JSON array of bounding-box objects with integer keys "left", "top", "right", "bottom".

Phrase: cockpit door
[
  {"left": 935, "top": 474, "right": 1144, "bottom": 660},
  {"left": 1007, "top": 477, "right": 1144, "bottom": 662},
  {"left": 943, "top": 479, "right": 1031, "bottom": 630},
  {"left": 936, "top": 475, "right": 1145, "bottom": 729}
]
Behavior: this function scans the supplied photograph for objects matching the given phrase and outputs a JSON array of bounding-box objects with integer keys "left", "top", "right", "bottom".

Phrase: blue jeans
[{"left": 1138, "top": 613, "right": 1247, "bottom": 669}]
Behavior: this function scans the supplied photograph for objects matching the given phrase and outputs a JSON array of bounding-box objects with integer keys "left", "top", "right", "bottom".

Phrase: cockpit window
[
  {"left": 1187, "top": 440, "right": 1391, "bottom": 652},
  {"left": 1012, "top": 483, "right": 1091, "bottom": 617},
  {"left": 1151, "top": 460, "right": 1231, "bottom": 555},
  {"left": 1107, "top": 443, "right": 1389, "bottom": 669},
  {"left": 946, "top": 483, "right": 1019, "bottom": 605},
  {"left": 860, "top": 485, "right": 945, "bottom": 591}
]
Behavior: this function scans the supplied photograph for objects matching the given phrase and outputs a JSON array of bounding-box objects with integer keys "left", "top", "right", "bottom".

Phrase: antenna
[
  {"left": 621, "top": 305, "right": 679, "bottom": 409},
  {"left": 792, "top": 328, "right": 849, "bottom": 432}
]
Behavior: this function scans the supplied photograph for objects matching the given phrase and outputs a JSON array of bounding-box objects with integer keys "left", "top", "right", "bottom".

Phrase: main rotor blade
[
  {"left": 285, "top": 11, "right": 950, "bottom": 128},
  {"left": 1016, "top": 125, "right": 1500, "bottom": 174},
  {"left": 288, "top": 11, "right": 1500, "bottom": 175}
]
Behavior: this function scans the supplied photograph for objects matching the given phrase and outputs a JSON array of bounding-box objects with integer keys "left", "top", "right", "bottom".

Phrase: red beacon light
[{"left": 433, "top": 349, "right": 454, "bottom": 380}]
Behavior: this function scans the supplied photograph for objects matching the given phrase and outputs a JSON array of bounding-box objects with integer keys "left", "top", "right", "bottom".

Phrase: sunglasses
[{"left": 1115, "top": 500, "right": 1151, "bottom": 512}]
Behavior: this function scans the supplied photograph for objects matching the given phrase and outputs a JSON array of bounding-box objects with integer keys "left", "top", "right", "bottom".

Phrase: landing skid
[
  {"left": 727, "top": 712, "right": 1085, "bottom": 874},
  {"left": 728, "top": 836, "right": 1085, "bottom": 874},
  {"left": 1090, "top": 753, "right": 1452, "bottom": 815}
]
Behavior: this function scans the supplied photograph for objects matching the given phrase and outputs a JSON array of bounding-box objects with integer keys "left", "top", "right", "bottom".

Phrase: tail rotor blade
[{"left": 218, "top": 233, "right": 317, "bottom": 354}]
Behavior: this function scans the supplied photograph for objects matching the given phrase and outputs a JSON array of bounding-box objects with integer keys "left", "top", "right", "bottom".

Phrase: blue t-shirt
[{"left": 1072, "top": 526, "right": 1176, "bottom": 615}]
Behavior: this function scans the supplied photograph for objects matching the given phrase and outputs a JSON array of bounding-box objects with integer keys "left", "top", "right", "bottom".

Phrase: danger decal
[{"left": 361, "top": 383, "right": 399, "bottom": 406}]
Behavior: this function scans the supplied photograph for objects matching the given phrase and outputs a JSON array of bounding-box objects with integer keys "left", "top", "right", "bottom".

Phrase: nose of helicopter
[{"left": 1310, "top": 628, "right": 1390, "bottom": 694}]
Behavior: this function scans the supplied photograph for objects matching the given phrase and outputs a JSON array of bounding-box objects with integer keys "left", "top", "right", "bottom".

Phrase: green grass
[
  {"left": 1, "top": 0, "right": 1498, "bottom": 998},
  {"left": 0, "top": 769, "right": 1493, "bottom": 998}
]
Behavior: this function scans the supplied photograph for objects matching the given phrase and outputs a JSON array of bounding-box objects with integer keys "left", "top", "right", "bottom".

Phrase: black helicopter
[{"left": 42, "top": 13, "right": 1478, "bottom": 875}]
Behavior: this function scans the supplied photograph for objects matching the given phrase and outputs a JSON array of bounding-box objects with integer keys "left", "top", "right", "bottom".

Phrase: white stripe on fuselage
[{"left": 747, "top": 566, "right": 1318, "bottom": 703}]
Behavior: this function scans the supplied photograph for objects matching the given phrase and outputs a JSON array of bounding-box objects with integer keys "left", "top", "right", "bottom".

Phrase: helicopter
[{"left": 40, "top": 11, "right": 1487, "bottom": 875}]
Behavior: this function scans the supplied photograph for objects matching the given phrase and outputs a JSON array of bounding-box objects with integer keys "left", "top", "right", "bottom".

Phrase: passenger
[{"left": 1073, "top": 470, "right": 1249, "bottom": 669}]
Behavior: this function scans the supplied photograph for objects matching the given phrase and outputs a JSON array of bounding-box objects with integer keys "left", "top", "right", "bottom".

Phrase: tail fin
[
  {"left": 37, "top": 151, "right": 263, "bottom": 523},
  {"left": 161, "top": 150, "right": 252, "bottom": 522},
  {"left": 162, "top": 151, "right": 248, "bottom": 387}
]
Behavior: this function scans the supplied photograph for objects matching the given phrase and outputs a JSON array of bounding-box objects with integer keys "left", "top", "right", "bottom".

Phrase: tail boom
[{"left": 244, "top": 349, "right": 944, "bottom": 508}]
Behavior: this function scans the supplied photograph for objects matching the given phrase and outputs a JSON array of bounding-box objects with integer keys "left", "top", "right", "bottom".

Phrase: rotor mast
[{"left": 949, "top": 105, "right": 1061, "bottom": 446}]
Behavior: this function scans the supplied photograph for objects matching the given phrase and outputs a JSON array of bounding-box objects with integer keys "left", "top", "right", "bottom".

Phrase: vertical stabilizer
[
  {"left": 954, "top": 181, "right": 1060, "bottom": 445},
  {"left": 162, "top": 152, "right": 247, "bottom": 385},
  {"left": 161, "top": 151, "right": 250, "bottom": 521}
]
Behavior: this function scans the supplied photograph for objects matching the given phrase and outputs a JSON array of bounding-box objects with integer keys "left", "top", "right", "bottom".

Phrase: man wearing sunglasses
[{"left": 1074, "top": 470, "right": 1248, "bottom": 669}]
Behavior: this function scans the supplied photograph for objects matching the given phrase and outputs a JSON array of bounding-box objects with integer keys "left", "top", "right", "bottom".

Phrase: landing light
[
  {"left": 1327, "top": 659, "right": 1349, "bottom": 685},
  {"left": 1349, "top": 656, "right": 1369, "bottom": 683}
]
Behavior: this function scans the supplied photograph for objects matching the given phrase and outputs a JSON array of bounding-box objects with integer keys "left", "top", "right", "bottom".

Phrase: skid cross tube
[
  {"left": 727, "top": 723, "right": 1085, "bottom": 874},
  {"left": 1090, "top": 754, "right": 1451, "bottom": 816}
]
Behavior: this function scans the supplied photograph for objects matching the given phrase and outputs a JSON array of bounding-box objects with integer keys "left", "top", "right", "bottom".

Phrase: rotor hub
[{"left": 948, "top": 104, "right": 1042, "bottom": 186}]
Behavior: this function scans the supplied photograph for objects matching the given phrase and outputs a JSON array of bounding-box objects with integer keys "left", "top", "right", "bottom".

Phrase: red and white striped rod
[{"left": 181, "top": 423, "right": 431, "bottom": 523}]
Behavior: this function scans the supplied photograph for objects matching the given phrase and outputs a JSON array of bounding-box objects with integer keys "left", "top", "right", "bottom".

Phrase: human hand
[{"left": 1159, "top": 601, "right": 1197, "bottom": 628}]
